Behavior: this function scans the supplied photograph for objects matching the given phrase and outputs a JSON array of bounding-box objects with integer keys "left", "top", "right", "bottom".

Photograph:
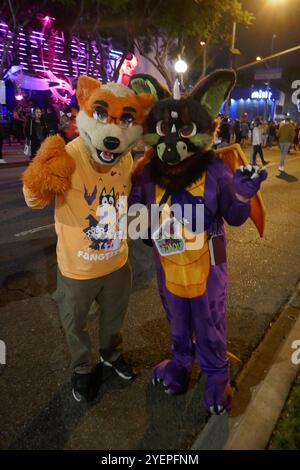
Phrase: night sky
[{"left": 237, "top": 0, "right": 300, "bottom": 66}]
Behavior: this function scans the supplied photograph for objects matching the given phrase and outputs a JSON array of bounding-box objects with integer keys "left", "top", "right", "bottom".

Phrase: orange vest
[{"left": 155, "top": 174, "right": 210, "bottom": 298}]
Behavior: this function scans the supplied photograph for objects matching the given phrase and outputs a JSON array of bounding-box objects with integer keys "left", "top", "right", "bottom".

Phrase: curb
[{"left": 191, "top": 281, "right": 300, "bottom": 450}]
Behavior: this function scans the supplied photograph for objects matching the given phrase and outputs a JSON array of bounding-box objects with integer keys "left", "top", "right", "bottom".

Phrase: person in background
[
  {"left": 229, "top": 118, "right": 235, "bottom": 143},
  {"left": 12, "top": 105, "right": 25, "bottom": 143},
  {"left": 251, "top": 119, "right": 268, "bottom": 166},
  {"left": 293, "top": 121, "right": 300, "bottom": 151},
  {"left": 278, "top": 117, "right": 294, "bottom": 172},
  {"left": 240, "top": 120, "right": 249, "bottom": 147},
  {"left": 24, "top": 107, "right": 48, "bottom": 159},
  {"left": 59, "top": 107, "right": 79, "bottom": 143},
  {"left": 234, "top": 119, "right": 241, "bottom": 143},
  {"left": 261, "top": 121, "right": 268, "bottom": 147},
  {"left": 64, "top": 106, "right": 79, "bottom": 142},
  {"left": 268, "top": 120, "right": 277, "bottom": 149},
  {"left": 44, "top": 106, "right": 59, "bottom": 135},
  {"left": 218, "top": 116, "right": 231, "bottom": 147}
]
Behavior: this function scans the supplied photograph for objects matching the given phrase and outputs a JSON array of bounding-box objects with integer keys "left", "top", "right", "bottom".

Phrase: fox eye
[
  {"left": 156, "top": 120, "right": 169, "bottom": 136},
  {"left": 108, "top": 196, "right": 114, "bottom": 205},
  {"left": 93, "top": 109, "right": 108, "bottom": 123},
  {"left": 179, "top": 122, "right": 197, "bottom": 138},
  {"left": 102, "top": 196, "right": 108, "bottom": 204},
  {"left": 120, "top": 113, "right": 134, "bottom": 128}
]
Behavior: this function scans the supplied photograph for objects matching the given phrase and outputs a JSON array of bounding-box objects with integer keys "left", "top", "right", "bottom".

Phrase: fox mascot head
[{"left": 76, "top": 76, "right": 155, "bottom": 166}]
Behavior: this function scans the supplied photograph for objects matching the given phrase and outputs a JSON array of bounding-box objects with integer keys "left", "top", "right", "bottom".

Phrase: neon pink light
[{"left": 15, "top": 94, "right": 23, "bottom": 101}]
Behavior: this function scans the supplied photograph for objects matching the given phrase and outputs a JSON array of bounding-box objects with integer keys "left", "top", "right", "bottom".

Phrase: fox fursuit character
[
  {"left": 129, "top": 71, "right": 267, "bottom": 414},
  {"left": 22, "top": 76, "right": 154, "bottom": 402}
]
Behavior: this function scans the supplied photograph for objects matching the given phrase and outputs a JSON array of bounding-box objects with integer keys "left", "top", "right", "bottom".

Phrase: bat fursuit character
[
  {"left": 22, "top": 75, "right": 154, "bottom": 402},
  {"left": 128, "top": 71, "right": 267, "bottom": 414}
]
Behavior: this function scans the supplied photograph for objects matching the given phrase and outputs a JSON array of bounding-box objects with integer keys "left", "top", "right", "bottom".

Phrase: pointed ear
[
  {"left": 190, "top": 69, "right": 236, "bottom": 118},
  {"left": 109, "top": 188, "right": 115, "bottom": 197},
  {"left": 136, "top": 93, "right": 156, "bottom": 114},
  {"left": 100, "top": 187, "right": 106, "bottom": 197},
  {"left": 77, "top": 75, "right": 101, "bottom": 108},
  {"left": 129, "top": 73, "right": 171, "bottom": 102}
]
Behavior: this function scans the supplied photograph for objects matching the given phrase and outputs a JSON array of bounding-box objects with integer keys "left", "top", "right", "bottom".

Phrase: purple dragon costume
[{"left": 128, "top": 70, "right": 267, "bottom": 414}]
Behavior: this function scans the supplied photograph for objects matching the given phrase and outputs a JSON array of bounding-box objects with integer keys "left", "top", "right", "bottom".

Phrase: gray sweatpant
[
  {"left": 54, "top": 262, "right": 132, "bottom": 374},
  {"left": 279, "top": 142, "right": 290, "bottom": 168}
]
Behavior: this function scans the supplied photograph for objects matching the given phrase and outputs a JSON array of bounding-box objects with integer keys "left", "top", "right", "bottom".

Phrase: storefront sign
[{"left": 251, "top": 90, "right": 272, "bottom": 100}]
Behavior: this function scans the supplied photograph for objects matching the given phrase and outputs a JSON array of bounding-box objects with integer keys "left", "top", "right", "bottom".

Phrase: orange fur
[
  {"left": 86, "top": 90, "right": 154, "bottom": 124},
  {"left": 77, "top": 75, "right": 154, "bottom": 124},
  {"left": 76, "top": 75, "right": 101, "bottom": 108},
  {"left": 22, "top": 135, "right": 76, "bottom": 200}
]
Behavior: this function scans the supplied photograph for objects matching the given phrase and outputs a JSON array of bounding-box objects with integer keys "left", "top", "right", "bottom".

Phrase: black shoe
[
  {"left": 71, "top": 364, "right": 103, "bottom": 402},
  {"left": 100, "top": 355, "right": 136, "bottom": 380}
]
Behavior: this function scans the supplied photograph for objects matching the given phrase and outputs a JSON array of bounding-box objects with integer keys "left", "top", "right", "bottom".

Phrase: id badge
[
  {"left": 208, "top": 235, "right": 227, "bottom": 265},
  {"left": 153, "top": 217, "right": 185, "bottom": 257}
]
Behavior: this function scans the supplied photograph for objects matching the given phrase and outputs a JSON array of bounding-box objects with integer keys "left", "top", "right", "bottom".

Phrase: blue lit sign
[{"left": 251, "top": 89, "right": 272, "bottom": 100}]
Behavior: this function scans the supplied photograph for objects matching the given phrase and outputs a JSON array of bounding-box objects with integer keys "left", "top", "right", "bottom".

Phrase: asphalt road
[{"left": 0, "top": 147, "right": 300, "bottom": 450}]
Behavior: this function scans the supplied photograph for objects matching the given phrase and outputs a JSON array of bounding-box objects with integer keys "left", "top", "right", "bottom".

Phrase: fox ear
[
  {"left": 129, "top": 74, "right": 171, "bottom": 102},
  {"left": 77, "top": 75, "right": 101, "bottom": 108},
  {"left": 190, "top": 69, "right": 236, "bottom": 118},
  {"left": 137, "top": 93, "right": 156, "bottom": 113}
]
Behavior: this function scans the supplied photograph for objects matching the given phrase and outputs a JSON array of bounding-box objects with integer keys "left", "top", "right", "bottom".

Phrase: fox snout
[{"left": 103, "top": 136, "right": 120, "bottom": 150}]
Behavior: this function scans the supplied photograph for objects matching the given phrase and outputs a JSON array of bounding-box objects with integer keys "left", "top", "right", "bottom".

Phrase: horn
[{"left": 173, "top": 78, "right": 181, "bottom": 100}]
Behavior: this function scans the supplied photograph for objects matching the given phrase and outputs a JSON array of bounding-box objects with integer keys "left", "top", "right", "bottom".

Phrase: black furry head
[{"left": 129, "top": 70, "right": 236, "bottom": 167}]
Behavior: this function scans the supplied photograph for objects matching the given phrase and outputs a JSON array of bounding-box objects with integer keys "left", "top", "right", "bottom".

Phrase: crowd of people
[
  {"left": 0, "top": 102, "right": 79, "bottom": 161},
  {"left": 215, "top": 115, "right": 299, "bottom": 172},
  {"left": 1, "top": 103, "right": 299, "bottom": 172}
]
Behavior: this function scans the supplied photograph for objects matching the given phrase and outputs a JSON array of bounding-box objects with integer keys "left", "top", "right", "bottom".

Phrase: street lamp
[
  {"left": 256, "top": 56, "right": 262, "bottom": 61},
  {"left": 174, "top": 59, "right": 188, "bottom": 74},
  {"left": 174, "top": 57, "right": 188, "bottom": 90}
]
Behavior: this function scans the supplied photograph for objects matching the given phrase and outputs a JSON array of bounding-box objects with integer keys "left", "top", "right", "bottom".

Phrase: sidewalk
[
  {"left": 0, "top": 142, "right": 29, "bottom": 168},
  {"left": 192, "top": 281, "right": 300, "bottom": 450}
]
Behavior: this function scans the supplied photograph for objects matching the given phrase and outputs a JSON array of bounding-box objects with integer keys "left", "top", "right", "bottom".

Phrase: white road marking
[{"left": 14, "top": 223, "right": 55, "bottom": 238}]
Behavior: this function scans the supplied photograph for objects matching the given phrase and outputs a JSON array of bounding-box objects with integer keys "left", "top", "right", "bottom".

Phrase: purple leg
[
  {"left": 190, "top": 264, "right": 231, "bottom": 412},
  {"left": 153, "top": 261, "right": 194, "bottom": 394}
]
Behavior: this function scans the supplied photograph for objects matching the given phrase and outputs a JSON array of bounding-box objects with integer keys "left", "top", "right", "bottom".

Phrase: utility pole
[
  {"left": 225, "top": 21, "right": 240, "bottom": 116},
  {"left": 264, "top": 34, "right": 277, "bottom": 121},
  {"left": 229, "top": 21, "right": 240, "bottom": 69}
]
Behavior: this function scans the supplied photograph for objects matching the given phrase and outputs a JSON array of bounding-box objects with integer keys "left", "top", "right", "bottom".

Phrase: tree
[
  {"left": 0, "top": 0, "right": 254, "bottom": 86},
  {"left": 129, "top": 0, "right": 254, "bottom": 88},
  {"left": 53, "top": 0, "right": 134, "bottom": 83},
  {"left": 0, "top": 0, "right": 132, "bottom": 83},
  {"left": 50, "top": 0, "right": 254, "bottom": 87}
]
